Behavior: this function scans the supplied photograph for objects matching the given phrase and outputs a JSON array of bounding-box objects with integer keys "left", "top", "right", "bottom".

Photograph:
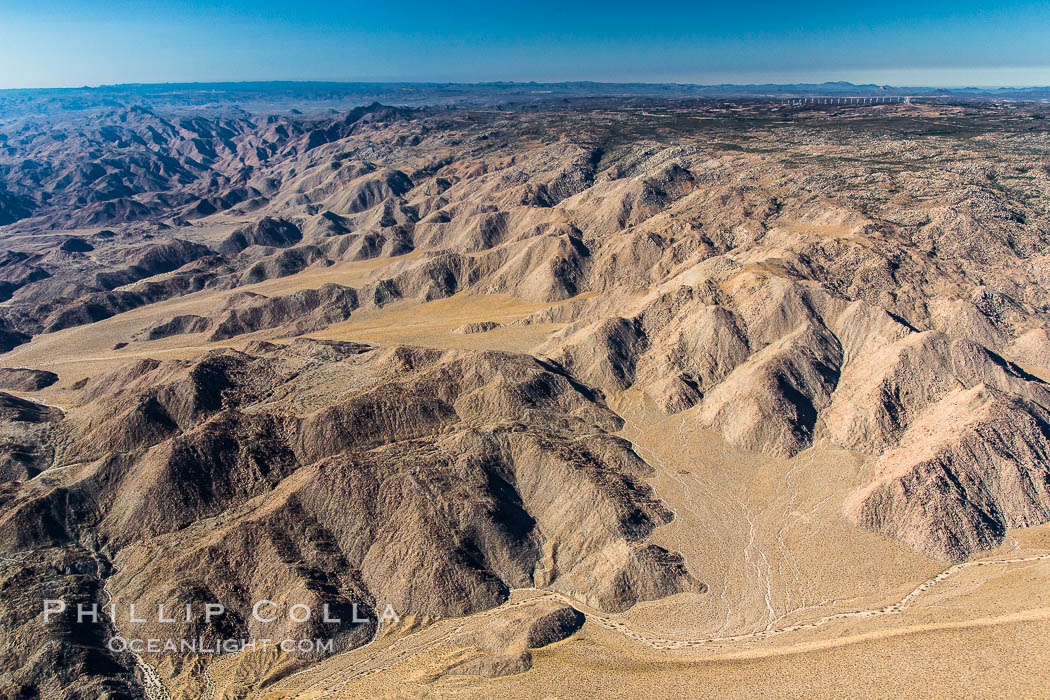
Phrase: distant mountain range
[{"left": 1, "top": 80, "right": 1048, "bottom": 118}]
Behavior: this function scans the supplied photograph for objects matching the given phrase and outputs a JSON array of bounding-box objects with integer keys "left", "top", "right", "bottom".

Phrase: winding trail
[
  {"left": 96, "top": 558, "right": 171, "bottom": 700},
  {"left": 571, "top": 553, "right": 1050, "bottom": 650},
  {"left": 198, "top": 657, "right": 220, "bottom": 700},
  {"left": 272, "top": 552, "right": 1050, "bottom": 693}
]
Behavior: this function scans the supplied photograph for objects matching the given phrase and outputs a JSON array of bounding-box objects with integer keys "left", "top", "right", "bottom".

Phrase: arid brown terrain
[{"left": 1, "top": 91, "right": 1050, "bottom": 698}]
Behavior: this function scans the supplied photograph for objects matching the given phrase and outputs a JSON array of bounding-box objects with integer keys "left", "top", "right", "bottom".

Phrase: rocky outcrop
[
  {"left": 0, "top": 547, "right": 137, "bottom": 698},
  {"left": 823, "top": 331, "right": 1048, "bottom": 455},
  {"left": 846, "top": 386, "right": 1050, "bottom": 561},
  {"left": 446, "top": 600, "right": 585, "bottom": 678},
  {"left": 452, "top": 321, "right": 503, "bottom": 334},
  {"left": 0, "top": 191, "right": 34, "bottom": 226},
  {"left": 0, "top": 392, "right": 62, "bottom": 423},
  {"left": 525, "top": 605, "right": 586, "bottom": 648},
  {"left": 37, "top": 254, "right": 234, "bottom": 334},
  {"left": 0, "top": 368, "right": 59, "bottom": 391},
  {"left": 133, "top": 314, "right": 211, "bottom": 341},
  {"left": 208, "top": 283, "right": 359, "bottom": 340},
  {"left": 1008, "top": 327, "right": 1050, "bottom": 369},
  {"left": 58, "top": 237, "right": 94, "bottom": 253},
  {"left": 545, "top": 317, "right": 647, "bottom": 396},
  {"left": 93, "top": 239, "right": 213, "bottom": 290},
  {"left": 217, "top": 217, "right": 303, "bottom": 255},
  {"left": 0, "top": 391, "right": 61, "bottom": 482},
  {"left": 699, "top": 322, "right": 842, "bottom": 458},
  {"left": 0, "top": 327, "right": 30, "bottom": 354}
]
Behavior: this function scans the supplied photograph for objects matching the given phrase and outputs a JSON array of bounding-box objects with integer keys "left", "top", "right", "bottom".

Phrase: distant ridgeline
[{"left": 1, "top": 80, "right": 1048, "bottom": 118}]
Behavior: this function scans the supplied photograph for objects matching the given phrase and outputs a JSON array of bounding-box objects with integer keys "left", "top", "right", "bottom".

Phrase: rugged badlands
[{"left": 1, "top": 96, "right": 1049, "bottom": 698}]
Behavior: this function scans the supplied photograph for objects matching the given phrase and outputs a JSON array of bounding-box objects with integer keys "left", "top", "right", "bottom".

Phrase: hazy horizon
[
  {"left": 1, "top": 1, "right": 1049, "bottom": 90},
  {"left": 4, "top": 73, "right": 1050, "bottom": 92}
]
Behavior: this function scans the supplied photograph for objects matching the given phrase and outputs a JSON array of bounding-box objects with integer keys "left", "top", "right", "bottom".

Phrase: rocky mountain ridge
[{"left": 2, "top": 97, "right": 1050, "bottom": 696}]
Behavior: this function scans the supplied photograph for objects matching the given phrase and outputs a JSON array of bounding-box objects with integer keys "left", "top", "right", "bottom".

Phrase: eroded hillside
[{"left": 2, "top": 97, "right": 1050, "bottom": 698}]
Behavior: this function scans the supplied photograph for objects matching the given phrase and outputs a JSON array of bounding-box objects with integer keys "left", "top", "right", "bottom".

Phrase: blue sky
[{"left": 1, "top": 1, "right": 1049, "bottom": 89}]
